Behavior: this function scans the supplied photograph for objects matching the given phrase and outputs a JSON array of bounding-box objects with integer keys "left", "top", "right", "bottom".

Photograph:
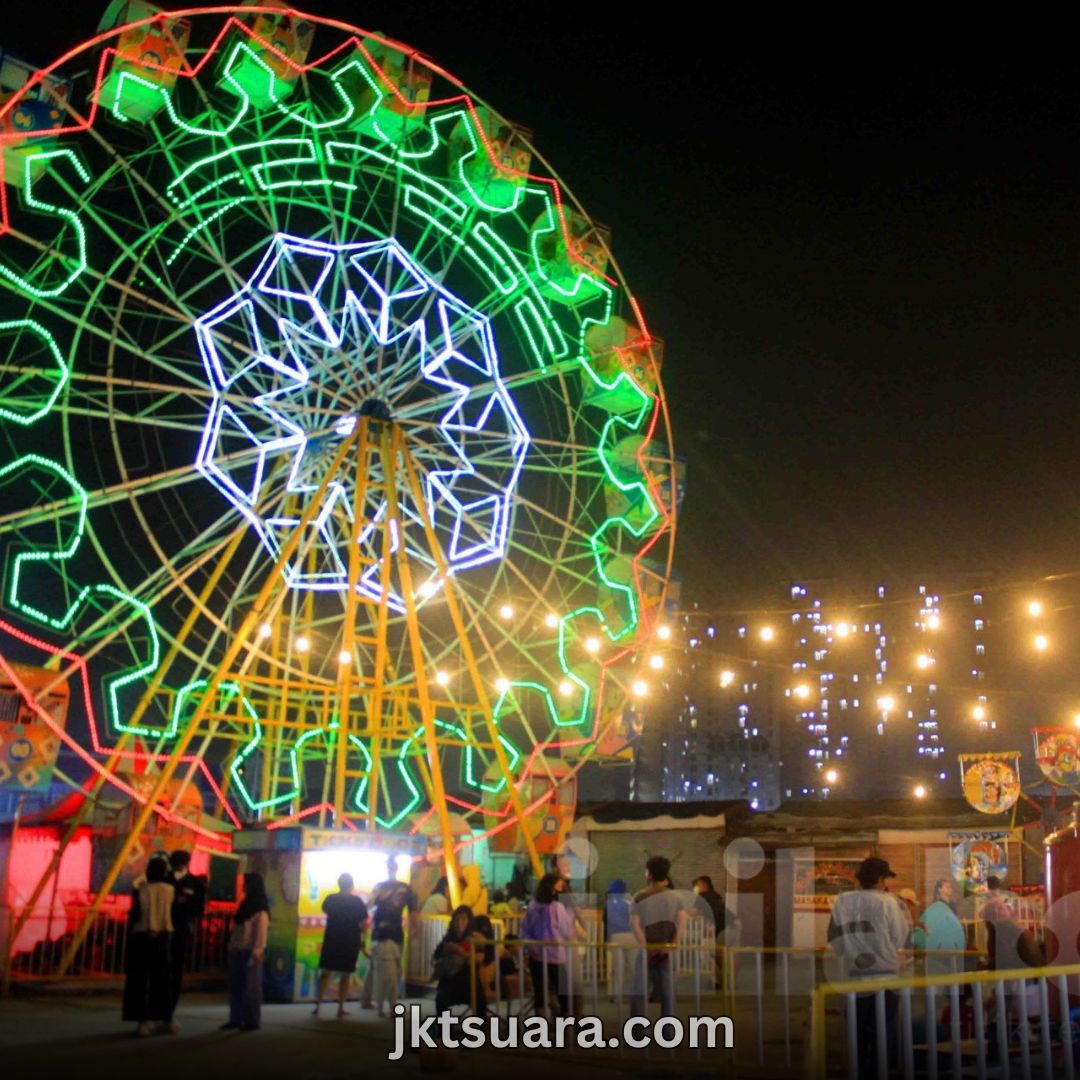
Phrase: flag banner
[
  {"left": 948, "top": 831, "right": 1008, "bottom": 893},
  {"left": 1032, "top": 727, "right": 1080, "bottom": 788},
  {"left": 958, "top": 751, "right": 1021, "bottom": 813}
]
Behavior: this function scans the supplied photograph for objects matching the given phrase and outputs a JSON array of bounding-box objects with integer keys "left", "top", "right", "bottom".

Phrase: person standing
[
  {"left": 361, "top": 857, "right": 418, "bottom": 1009},
  {"left": 914, "top": 879, "right": 966, "bottom": 964},
  {"left": 604, "top": 879, "right": 638, "bottom": 998},
  {"left": 827, "top": 856, "right": 910, "bottom": 1076},
  {"left": 420, "top": 877, "right": 451, "bottom": 916},
  {"left": 370, "top": 926, "right": 402, "bottom": 1018},
  {"left": 123, "top": 855, "right": 175, "bottom": 1036},
  {"left": 313, "top": 873, "right": 369, "bottom": 1018},
  {"left": 630, "top": 856, "right": 688, "bottom": 1018},
  {"left": 168, "top": 849, "right": 206, "bottom": 1019},
  {"left": 223, "top": 872, "right": 269, "bottom": 1032},
  {"left": 520, "top": 874, "right": 577, "bottom": 1017}
]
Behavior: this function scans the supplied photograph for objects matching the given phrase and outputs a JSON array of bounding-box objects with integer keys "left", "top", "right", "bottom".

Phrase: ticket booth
[{"left": 232, "top": 826, "right": 427, "bottom": 1002}]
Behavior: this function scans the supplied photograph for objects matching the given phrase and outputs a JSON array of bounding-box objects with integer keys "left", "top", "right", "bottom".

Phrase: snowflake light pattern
[{"left": 194, "top": 233, "right": 530, "bottom": 607}]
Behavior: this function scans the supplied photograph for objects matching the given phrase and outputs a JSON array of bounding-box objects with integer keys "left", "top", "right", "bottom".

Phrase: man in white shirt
[{"left": 827, "top": 856, "right": 909, "bottom": 1076}]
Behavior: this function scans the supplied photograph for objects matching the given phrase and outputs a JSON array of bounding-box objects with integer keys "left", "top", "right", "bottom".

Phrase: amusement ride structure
[{"left": 0, "top": 2, "right": 676, "bottom": 972}]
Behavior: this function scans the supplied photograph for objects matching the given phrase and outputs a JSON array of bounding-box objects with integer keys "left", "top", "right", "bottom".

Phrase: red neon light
[{"left": 0, "top": 618, "right": 235, "bottom": 837}]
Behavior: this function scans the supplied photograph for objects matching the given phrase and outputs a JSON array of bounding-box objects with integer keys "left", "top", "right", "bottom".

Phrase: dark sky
[{"left": 18, "top": 4, "right": 1080, "bottom": 611}]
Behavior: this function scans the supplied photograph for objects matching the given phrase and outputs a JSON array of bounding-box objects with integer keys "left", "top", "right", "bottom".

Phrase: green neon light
[
  {"left": 0, "top": 319, "right": 69, "bottom": 426},
  {"left": 0, "top": 150, "right": 90, "bottom": 299},
  {"left": 0, "top": 454, "right": 163, "bottom": 737}
]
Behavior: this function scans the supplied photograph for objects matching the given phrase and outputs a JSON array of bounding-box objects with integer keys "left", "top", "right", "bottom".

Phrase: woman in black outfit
[{"left": 433, "top": 905, "right": 487, "bottom": 1016}]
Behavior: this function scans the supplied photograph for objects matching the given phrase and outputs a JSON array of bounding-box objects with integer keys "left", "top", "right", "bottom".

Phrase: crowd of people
[
  {"left": 827, "top": 855, "right": 1045, "bottom": 1075},
  {"left": 120, "top": 846, "right": 739, "bottom": 1037}
]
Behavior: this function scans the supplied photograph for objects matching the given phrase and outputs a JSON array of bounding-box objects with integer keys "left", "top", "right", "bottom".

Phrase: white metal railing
[{"left": 810, "top": 959, "right": 1080, "bottom": 1080}]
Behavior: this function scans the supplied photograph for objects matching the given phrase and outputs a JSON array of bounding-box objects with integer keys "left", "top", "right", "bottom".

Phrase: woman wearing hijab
[
  {"left": 123, "top": 854, "right": 175, "bottom": 1036},
  {"left": 432, "top": 905, "right": 487, "bottom": 1016},
  {"left": 223, "top": 872, "right": 270, "bottom": 1031}
]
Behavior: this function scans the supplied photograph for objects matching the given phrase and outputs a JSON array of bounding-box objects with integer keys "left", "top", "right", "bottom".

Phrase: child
[{"left": 370, "top": 925, "right": 401, "bottom": 1018}]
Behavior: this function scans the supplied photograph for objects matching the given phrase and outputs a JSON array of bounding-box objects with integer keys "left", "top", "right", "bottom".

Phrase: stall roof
[
  {"left": 576, "top": 800, "right": 746, "bottom": 830},
  {"left": 723, "top": 797, "right": 1042, "bottom": 840}
]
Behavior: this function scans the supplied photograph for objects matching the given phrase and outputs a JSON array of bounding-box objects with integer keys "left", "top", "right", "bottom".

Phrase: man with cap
[{"left": 827, "top": 856, "right": 909, "bottom": 1076}]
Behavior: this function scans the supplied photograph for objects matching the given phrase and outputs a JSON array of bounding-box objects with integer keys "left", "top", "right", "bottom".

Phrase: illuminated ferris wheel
[{"left": 0, "top": 3, "right": 676, "bottom": 888}]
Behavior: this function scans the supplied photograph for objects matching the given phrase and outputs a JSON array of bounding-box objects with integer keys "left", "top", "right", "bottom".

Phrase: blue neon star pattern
[{"left": 194, "top": 233, "right": 530, "bottom": 607}]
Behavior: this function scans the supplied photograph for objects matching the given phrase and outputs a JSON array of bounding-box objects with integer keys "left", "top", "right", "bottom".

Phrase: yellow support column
[
  {"left": 333, "top": 418, "right": 373, "bottom": 823},
  {"left": 396, "top": 427, "right": 544, "bottom": 879},
  {"left": 57, "top": 428, "right": 361, "bottom": 975},
  {"left": 379, "top": 429, "right": 463, "bottom": 906}
]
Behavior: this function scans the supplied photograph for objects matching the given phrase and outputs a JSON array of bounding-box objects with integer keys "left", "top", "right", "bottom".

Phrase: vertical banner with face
[
  {"left": 958, "top": 751, "right": 1022, "bottom": 814},
  {"left": 1032, "top": 727, "right": 1080, "bottom": 789},
  {"left": 948, "top": 831, "right": 1008, "bottom": 894}
]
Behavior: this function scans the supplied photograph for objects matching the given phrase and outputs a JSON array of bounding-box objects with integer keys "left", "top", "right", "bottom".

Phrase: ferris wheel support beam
[
  {"left": 395, "top": 426, "right": 545, "bottom": 881},
  {"left": 380, "top": 425, "right": 464, "bottom": 907},
  {"left": 57, "top": 426, "right": 363, "bottom": 976},
  {"left": 363, "top": 422, "right": 397, "bottom": 834},
  {"left": 332, "top": 418, "right": 374, "bottom": 824}
]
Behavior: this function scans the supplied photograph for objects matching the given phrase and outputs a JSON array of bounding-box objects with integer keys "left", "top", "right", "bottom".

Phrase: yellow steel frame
[{"left": 51, "top": 416, "right": 545, "bottom": 971}]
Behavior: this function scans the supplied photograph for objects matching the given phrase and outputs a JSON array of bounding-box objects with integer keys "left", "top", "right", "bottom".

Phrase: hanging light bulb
[
  {"left": 259, "top": 623, "right": 272, "bottom": 640},
  {"left": 295, "top": 635, "right": 310, "bottom": 653},
  {"left": 498, "top": 603, "right": 514, "bottom": 621},
  {"left": 495, "top": 677, "right": 510, "bottom": 693},
  {"left": 435, "top": 670, "right": 450, "bottom": 687},
  {"left": 338, "top": 650, "right": 351, "bottom": 666}
]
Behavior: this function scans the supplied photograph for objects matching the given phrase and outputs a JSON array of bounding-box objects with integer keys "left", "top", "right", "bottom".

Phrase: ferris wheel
[{"left": 0, "top": 2, "right": 677, "bottom": 902}]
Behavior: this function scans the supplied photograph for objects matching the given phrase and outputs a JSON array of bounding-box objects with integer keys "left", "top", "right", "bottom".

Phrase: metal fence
[
  {"left": 6, "top": 904, "right": 234, "bottom": 979},
  {"left": 809, "top": 960, "right": 1080, "bottom": 1080}
]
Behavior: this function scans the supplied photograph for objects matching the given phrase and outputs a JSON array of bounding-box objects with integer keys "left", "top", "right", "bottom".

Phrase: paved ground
[{"left": 0, "top": 991, "right": 748, "bottom": 1080}]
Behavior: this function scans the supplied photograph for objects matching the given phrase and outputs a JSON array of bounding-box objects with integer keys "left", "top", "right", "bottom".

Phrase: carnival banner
[
  {"left": 958, "top": 751, "right": 1021, "bottom": 813},
  {"left": 1032, "top": 726, "right": 1080, "bottom": 788},
  {"left": 949, "top": 831, "right": 1008, "bottom": 893},
  {"left": 0, "top": 662, "right": 68, "bottom": 792}
]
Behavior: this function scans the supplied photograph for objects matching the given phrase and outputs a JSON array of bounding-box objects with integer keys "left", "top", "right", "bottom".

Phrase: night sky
[{"left": 15, "top": 4, "right": 1080, "bottom": 612}]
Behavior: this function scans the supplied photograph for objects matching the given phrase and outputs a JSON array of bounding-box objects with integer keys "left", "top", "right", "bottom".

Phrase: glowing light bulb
[
  {"left": 631, "top": 679, "right": 648, "bottom": 698},
  {"left": 793, "top": 684, "right": 811, "bottom": 700},
  {"left": 915, "top": 653, "right": 932, "bottom": 670},
  {"left": 545, "top": 613, "right": 559, "bottom": 629},
  {"left": 1073, "top": 713, "right": 1080, "bottom": 729},
  {"left": 558, "top": 680, "right": 573, "bottom": 697},
  {"left": 648, "top": 655, "right": 664, "bottom": 670},
  {"left": 926, "top": 614, "right": 941, "bottom": 630},
  {"left": 498, "top": 603, "right": 514, "bottom": 621},
  {"left": 259, "top": 623, "right": 272, "bottom": 640},
  {"left": 759, "top": 626, "right": 775, "bottom": 643},
  {"left": 835, "top": 623, "right": 850, "bottom": 639},
  {"left": 913, "top": 784, "right": 927, "bottom": 799},
  {"left": 495, "top": 677, "right": 510, "bottom": 693},
  {"left": 584, "top": 637, "right": 600, "bottom": 654},
  {"left": 1034, "top": 634, "right": 1049, "bottom": 652},
  {"left": 657, "top": 625, "right": 672, "bottom": 641},
  {"left": 338, "top": 650, "right": 351, "bottom": 665},
  {"left": 720, "top": 670, "right": 735, "bottom": 688},
  {"left": 972, "top": 705, "right": 986, "bottom": 722},
  {"left": 824, "top": 769, "right": 838, "bottom": 785},
  {"left": 877, "top": 695, "right": 895, "bottom": 712},
  {"left": 295, "top": 635, "right": 310, "bottom": 653},
  {"left": 435, "top": 670, "right": 450, "bottom": 687},
  {"left": 419, "top": 579, "right": 439, "bottom": 599},
  {"left": 1028, "top": 600, "right": 1043, "bottom": 618}
]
